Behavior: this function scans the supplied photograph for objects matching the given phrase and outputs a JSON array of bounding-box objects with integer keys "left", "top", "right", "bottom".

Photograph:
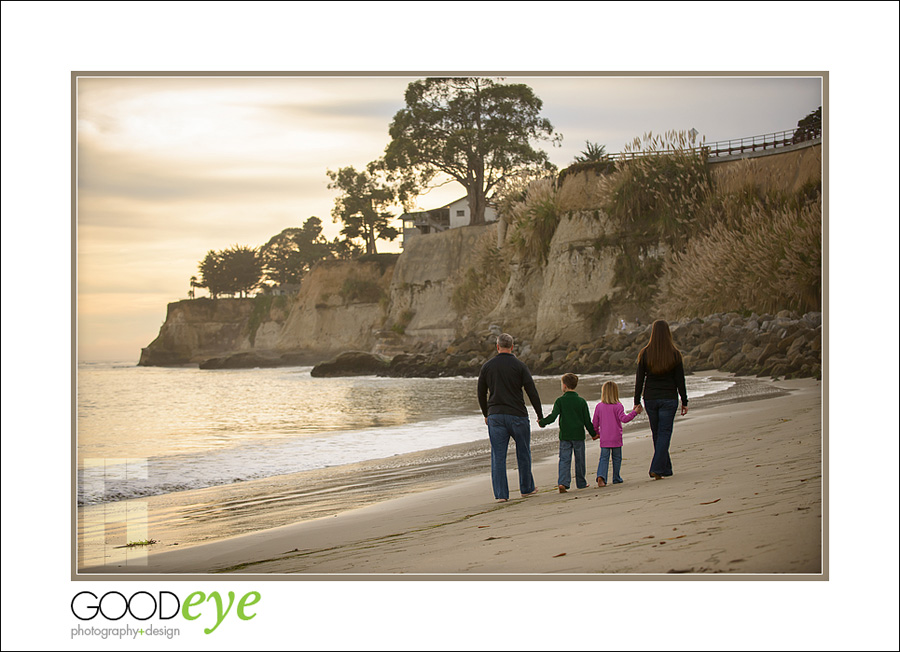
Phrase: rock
[
  {"left": 699, "top": 337, "right": 719, "bottom": 356},
  {"left": 199, "top": 352, "right": 283, "bottom": 370},
  {"left": 310, "top": 351, "right": 391, "bottom": 377},
  {"left": 712, "top": 346, "right": 735, "bottom": 369},
  {"left": 809, "top": 331, "right": 822, "bottom": 352},
  {"left": 757, "top": 343, "right": 779, "bottom": 365},
  {"left": 802, "top": 312, "right": 822, "bottom": 327},
  {"left": 139, "top": 348, "right": 192, "bottom": 366}
]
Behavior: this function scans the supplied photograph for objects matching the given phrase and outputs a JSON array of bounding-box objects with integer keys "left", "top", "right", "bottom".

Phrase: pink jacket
[{"left": 592, "top": 402, "right": 638, "bottom": 448}]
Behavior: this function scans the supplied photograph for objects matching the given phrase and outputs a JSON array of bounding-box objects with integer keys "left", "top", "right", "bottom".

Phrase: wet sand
[{"left": 79, "top": 375, "right": 821, "bottom": 576}]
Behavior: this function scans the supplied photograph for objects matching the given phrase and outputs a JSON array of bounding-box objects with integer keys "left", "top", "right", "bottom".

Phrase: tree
[
  {"left": 384, "top": 77, "right": 560, "bottom": 225},
  {"left": 220, "top": 245, "right": 263, "bottom": 298},
  {"left": 327, "top": 161, "right": 401, "bottom": 255},
  {"left": 792, "top": 106, "right": 821, "bottom": 143},
  {"left": 327, "top": 236, "right": 363, "bottom": 260},
  {"left": 573, "top": 141, "right": 608, "bottom": 163},
  {"left": 261, "top": 217, "right": 332, "bottom": 286},
  {"left": 196, "top": 245, "right": 263, "bottom": 298},
  {"left": 198, "top": 250, "right": 227, "bottom": 299}
]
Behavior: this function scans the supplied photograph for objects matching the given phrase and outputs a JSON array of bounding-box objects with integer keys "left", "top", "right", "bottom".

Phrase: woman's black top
[{"left": 633, "top": 352, "right": 688, "bottom": 407}]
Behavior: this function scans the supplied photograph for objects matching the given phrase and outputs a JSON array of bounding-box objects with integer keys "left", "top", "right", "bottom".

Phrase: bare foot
[
  {"left": 557, "top": 484, "right": 568, "bottom": 493},
  {"left": 597, "top": 478, "right": 606, "bottom": 487},
  {"left": 649, "top": 472, "right": 664, "bottom": 479},
  {"left": 496, "top": 498, "right": 509, "bottom": 503},
  {"left": 522, "top": 489, "right": 539, "bottom": 497}
]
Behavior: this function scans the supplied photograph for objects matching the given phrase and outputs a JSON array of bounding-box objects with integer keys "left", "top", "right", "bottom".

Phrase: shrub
[
  {"left": 339, "top": 278, "right": 385, "bottom": 303},
  {"left": 600, "top": 130, "right": 713, "bottom": 248},
  {"left": 505, "top": 177, "right": 561, "bottom": 264}
]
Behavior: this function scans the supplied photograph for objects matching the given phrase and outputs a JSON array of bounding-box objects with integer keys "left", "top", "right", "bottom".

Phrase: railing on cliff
[{"left": 608, "top": 125, "right": 822, "bottom": 161}]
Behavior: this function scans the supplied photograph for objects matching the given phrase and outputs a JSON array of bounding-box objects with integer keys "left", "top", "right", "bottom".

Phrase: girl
[
  {"left": 592, "top": 381, "right": 641, "bottom": 487},
  {"left": 633, "top": 319, "right": 689, "bottom": 479}
]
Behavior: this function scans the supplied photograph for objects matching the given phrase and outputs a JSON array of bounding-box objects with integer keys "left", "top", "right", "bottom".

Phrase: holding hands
[{"left": 633, "top": 404, "right": 643, "bottom": 415}]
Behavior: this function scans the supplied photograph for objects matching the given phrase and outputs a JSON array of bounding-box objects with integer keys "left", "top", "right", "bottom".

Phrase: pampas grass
[
  {"left": 503, "top": 177, "right": 561, "bottom": 264},
  {"left": 658, "top": 199, "right": 821, "bottom": 317},
  {"left": 599, "top": 130, "right": 713, "bottom": 247}
]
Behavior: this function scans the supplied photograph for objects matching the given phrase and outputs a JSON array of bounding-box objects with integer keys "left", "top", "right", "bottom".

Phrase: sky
[
  {"left": 76, "top": 73, "right": 822, "bottom": 361},
  {"left": 2, "top": 2, "right": 899, "bottom": 651}
]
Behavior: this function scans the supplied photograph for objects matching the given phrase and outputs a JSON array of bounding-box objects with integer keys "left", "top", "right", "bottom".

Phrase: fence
[{"left": 607, "top": 124, "right": 822, "bottom": 161}]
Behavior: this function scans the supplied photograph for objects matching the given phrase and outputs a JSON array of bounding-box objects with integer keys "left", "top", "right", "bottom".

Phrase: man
[{"left": 477, "top": 333, "right": 545, "bottom": 502}]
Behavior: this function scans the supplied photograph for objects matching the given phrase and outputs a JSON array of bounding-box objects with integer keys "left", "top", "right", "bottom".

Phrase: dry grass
[
  {"left": 557, "top": 168, "right": 610, "bottom": 212},
  {"left": 502, "top": 177, "right": 561, "bottom": 264},
  {"left": 658, "top": 199, "right": 822, "bottom": 317},
  {"left": 598, "top": 131, "right": 713, "bottom": 247},
  {"left": 485, "top": 131, "right": 821, "bottom": 322}
]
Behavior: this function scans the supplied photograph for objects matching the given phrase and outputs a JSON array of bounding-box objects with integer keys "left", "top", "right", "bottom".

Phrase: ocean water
[{"left": 76, "top": 362, "right": 734, "bottom": 506}]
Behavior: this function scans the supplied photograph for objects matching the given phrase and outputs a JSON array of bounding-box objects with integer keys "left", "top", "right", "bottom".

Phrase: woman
[{"left": 633, "top": 319, "right": 689, "bottom": 479}]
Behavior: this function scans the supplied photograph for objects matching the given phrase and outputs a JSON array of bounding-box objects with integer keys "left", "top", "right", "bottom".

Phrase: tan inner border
[{"left": 71, "top": 70, "right": 828, "bottom": 581}]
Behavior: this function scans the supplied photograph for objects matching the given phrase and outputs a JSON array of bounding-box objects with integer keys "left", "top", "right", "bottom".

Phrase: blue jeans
[
  {"left": 644, "top": 398, "right": 678, "bottom": 477},
  {"left": 558, "top": 439, "right": 587, "bottom": 489},
  {"left": 487, "top": 414, "right": 535, "bottom": 500},
  {"left": 597, "top": 446, "right": 623, "bottom": 483}
]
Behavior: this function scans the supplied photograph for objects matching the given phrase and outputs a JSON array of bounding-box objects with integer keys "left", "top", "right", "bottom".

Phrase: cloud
[{"left": 78, "top": 145, "right": 328, "bottom": 204}]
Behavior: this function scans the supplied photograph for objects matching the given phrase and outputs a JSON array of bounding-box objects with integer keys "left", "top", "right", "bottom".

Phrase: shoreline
[{"left": 78, "top": 374, "right": 821, "bottom": 576}]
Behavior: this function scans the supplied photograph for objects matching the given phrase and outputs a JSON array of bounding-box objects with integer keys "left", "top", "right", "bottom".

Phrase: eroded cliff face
[
  {"left": 141, "top": 144, "right": 821, "bottom": 367},
  {"left": 532, "top": 212, "right": 619, "bottom": 348},
  {"left": 276, "top": 258, "right": 395, "bottom": 354},
  {"left": 140, "top": 258, "right": 396, "bottom": 366},
  {"left": 383, "top": 225, "right": 494, "bottom": 345},
  {"left": 139, "top": 298, "right": 289, "bottom": 365}
]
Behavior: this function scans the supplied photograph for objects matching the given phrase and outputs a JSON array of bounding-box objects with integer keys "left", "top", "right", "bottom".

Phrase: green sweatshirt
[{"left": 539, "top": 391, "right": 596, "bottom": 441}]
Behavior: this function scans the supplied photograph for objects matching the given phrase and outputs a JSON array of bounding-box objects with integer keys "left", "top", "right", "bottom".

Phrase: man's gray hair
[{"left": 497, "top": 333, "right": 514, "bottom": 349}]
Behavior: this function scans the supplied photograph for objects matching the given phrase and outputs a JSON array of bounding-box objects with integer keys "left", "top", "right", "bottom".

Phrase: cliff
[
  {"left": 381, "top": 224, "right": 494, "bottom": 348},
  {"left": 139, "top": 256, "right": 396, "bottom": 366},
  {"left": 276, "top": 256, "right": 396, "bottom": 354},
  {"left": 141, "top": 143, "right": 821, "bottom": 372},
  {"left": 139, "top": 298, "right": 288, "bottom": 366}
]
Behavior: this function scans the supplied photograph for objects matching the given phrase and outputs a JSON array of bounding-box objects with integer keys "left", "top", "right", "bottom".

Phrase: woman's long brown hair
[{"left": 637, "top": 319, "right": 682, "bottom": 374}]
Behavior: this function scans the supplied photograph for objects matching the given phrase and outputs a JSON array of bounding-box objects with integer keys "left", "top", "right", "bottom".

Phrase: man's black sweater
[{"left": 477, "top": 352, "right": 544, "bottom": 419}]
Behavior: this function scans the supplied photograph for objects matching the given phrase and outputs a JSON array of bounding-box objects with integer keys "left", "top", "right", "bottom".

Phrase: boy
[{"left": 539, "top": 373, "right": 597, "bottom": 493}]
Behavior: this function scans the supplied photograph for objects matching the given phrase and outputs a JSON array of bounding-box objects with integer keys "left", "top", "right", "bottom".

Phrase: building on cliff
[{"left": 401, "top": 197, "right": 498, "bottom": 247}]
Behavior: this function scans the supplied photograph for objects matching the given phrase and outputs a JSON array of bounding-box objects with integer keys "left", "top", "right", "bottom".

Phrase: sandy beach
[{"left": 80, "top": 376, "right": 822, "bottom": 577}]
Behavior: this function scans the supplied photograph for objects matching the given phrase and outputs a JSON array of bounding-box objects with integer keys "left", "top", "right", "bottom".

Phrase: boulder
[
  {"left": 199, "top": 352, "right": 283, "bottom": 370},
  {"left": 310, "top": 351, "right": 391, "bottom": 377}
]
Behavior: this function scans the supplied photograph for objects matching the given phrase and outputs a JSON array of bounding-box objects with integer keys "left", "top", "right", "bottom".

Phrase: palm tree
[{"left": 573, "top": 141, "right": 609, "bottom": 164}]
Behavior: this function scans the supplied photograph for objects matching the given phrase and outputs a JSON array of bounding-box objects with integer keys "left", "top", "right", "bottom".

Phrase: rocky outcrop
[
  {"left": 140, "top": 257, "right": 396, "bottom": 367},
  {"left": 372, "top": 311, "right": 822, "bottom": 381},
  {"left": 141, "top": 146, "right": 822, "bottom": 373},
  {"left": 310, "top": 351, "right": 391, "bottom": 377},
  {"left": 139, "top": 298, "right": 287, "bottom": 366}
]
